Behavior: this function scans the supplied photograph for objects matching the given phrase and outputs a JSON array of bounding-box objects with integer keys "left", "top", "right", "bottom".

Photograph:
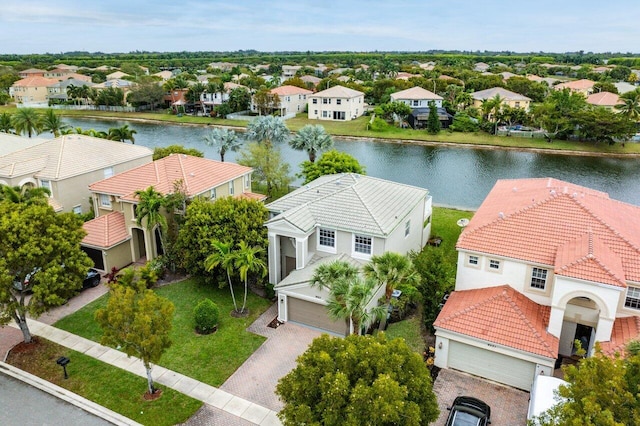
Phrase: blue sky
[{"left": 2, "top": 0, "right": 639, "bottom": 54}]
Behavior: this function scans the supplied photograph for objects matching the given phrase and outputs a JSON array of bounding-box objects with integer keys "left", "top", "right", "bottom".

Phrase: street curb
[{"left": 0, "top": 361, "right": 142, "bottom": 426}]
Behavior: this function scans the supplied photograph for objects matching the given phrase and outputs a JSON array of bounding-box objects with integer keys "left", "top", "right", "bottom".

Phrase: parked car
[
  {"left": 446, "top": 396, "right": 491, "bottom": 426},
  {"left": 13, "top": 267, "right": 101, "bottom": 293}
]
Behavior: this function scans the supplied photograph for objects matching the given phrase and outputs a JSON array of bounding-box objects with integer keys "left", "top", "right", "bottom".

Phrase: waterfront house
[
  {"left": 390, "top": 86, "right": 443, "bottom": 108},
  {"left": 307, "top": 85, "right": 365, "bottom": 121},
  {"left": 471, "top": 87, "right": 532, "bottom": 111}
]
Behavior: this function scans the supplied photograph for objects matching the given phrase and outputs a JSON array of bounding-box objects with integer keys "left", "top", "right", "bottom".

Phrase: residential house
[
  {"left": 53, "top": 64, "right": 79, "bottom": 72},
  {"left": 10, "top": 77, "right": 60, "bottom": 104},
  {"left": 208, "top": 62, "right": 238, "bottom": 72},
  {"left": 153, "top": 70, "right": 174, "bottom": 81},
  {"left": 614, "top": 82, "right": 638, "bottom": 94},
  {"left": 44, "top": 68, "right": 91, "bottom": 82},
  {"left": 408, "top": 108, "right": 454, "bottom": 130},
  {"left": 18, "top": 68, "right": 46, "bottom": 78},
  {"left": 434, "top": 178, "right": 640, "bottom": 391},
  {"left": 500, "top": 72, "right": 517, "bottom": 80},
  {"left": 396, "top": 72, "right": 421, "bottom": 81},
  {"left": 252, "top": 85, "right": 312, "bottom": 117},
  {"left": 474, "top": 62, "right": 490, "bottom": 72},
  {"left": 106, "top": 71, "right": 130, "bottom": 80},
  {"left": 282, "top": 65, "right": 302, "bottom": 79},
  {"left": 83, "top": 154, "right": 262, "bottom": 271},
  {"left": 0, "top": 134, "right": 152, "bottom": 214},
  {"left": 390, "top": 86, "right": 443, "bottom": 108},
  {"left": 308, "top": 85, "right": 365, "bottom": 121},
  {"left": 300, "top": 75, "right": 322, "bottom": 88},
  {"left": 554, "top": 79, "right": 596, "bottom": 96},
  {"left": 201, "top": 82, "right": 246, "bottom": 113},
  {"left": 266, "top": 173, "right": 432, "bottom": 334},
  {"left": 47, "top": 78, "right": 95, "bottom": 104},
  {"left": 471, "top": 87, "right": 532, "bottom": 111},
  {"left": 92, "top": 79, "right": 136, "bottom": 99},
  {"left": 586, "top": 92, "right": 622, "bottom": 110}
]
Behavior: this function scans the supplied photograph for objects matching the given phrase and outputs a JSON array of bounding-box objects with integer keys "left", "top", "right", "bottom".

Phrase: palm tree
[
  {"left": 0, "top": 112, "right": 14, "bottom": 134},
  {"left": 311, "top": 260, "right": 361, "bottom": 335},
  {"left": 616, "top": 91, "right": 640, "bottom": 120},
  {"left": 134, "top": 186, "right": 167, "bottom": 257},
  {"left": 11, "top": 108, "right": 42, "bottom": 138},
  {"left": 40, "top": 109, "right": 69, "bottom": 137},
  {"left": 363, "top": 252, "right": 419, "bottom": 330},
  {"left": 204, "top": 240, "right": 239, "bottom": 313},
  {"left": 185, "top": 82, "right": 206, "bottom": 115},
  {"left": 108, "top": 124, "right": 137, "bottom": 143},
  {"left": 245, "top": 115, "right": 290, "bottom": 148},
  {"left": 203, "top": 128, "right": 242, "bottom": 162},
  {"left": 289, "top": 124, "right": 334, "bottom": 163},
  {"left": 233, "top": 241, "right": 267, "bottom": 314},
  {"left": 0, "top": 184, "right": 50, "bottom": 205}
]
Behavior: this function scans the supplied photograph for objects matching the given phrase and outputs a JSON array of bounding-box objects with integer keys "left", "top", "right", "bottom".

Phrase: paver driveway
[
  {"left": 221, "top": 304, "right": 323, "bottom": 412},
  {"left": 432, "top": 368, "right": 530, "bottom": 425}
]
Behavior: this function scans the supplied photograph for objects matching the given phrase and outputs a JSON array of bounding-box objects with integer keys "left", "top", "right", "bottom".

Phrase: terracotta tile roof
[
  {"left": 554, "top": 79, "right": 595, "bottom": 91},
  {"left": 457, "top": 178, "right": 640, "bottom": 284},
  {"left": 82, "top": 211, "right": 129, "bottom": 249},
  {"left": 434, "top": 285, "right": 559, "bottom": 358},
  {"left": 20, "top": 68, "right": 46, "bottom": 74},
  {"left": 300, "top": 75, "right": 321, "bottom": 85},
  {"left": 238, "top": 192, "right": 268, "bottom": 202},
  {"left": 527, "top": 75, "right": 544, "bottom": 82},
  {"left": 89, "top": 154, "right": 253, "bottom": 202},
  {"left": 587, "top": 91, "right": 622, "bottom": 106},
  {"left": 600, "top": 316, "right": 640, "bottom": 357},
  {"left": 270, "top": 85, "right": 313, "bottom": 96},
  {"left": 555, "top": 232, "right": 626, "bottom": 287},
  {"left": 12, "top": 77, "right": 59, "bottom": 87}
]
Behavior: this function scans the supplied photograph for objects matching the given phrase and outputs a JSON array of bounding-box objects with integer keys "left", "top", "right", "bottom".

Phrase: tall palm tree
[
  {"left": 233, "top": 241, "right": 267, "bottom": 314},
  {"left": 40, "top": 109, "right": 69, "bottom": 137},
  {"left": 203, "top": 128, "right": 242, "bottom": 162},
  {"left": 185, "top": 82, "right": 206, "bottom": 115},
  {"left": 11, "top": 108, "right": 42, "bottom": 138},
  {"left": 245, "top": 115, "right": 290, "bottom": 148},
  {"left": 363, "top": 252, "right": 419, "bottom": 330},
  {"left": 616, "top": 91, "right": 640, "bottom": 120},
  {"left": 290, "top": 124, "right": 334, "bottom": 163},
  {"left": 311, "top": 260, "right": 361, "bottom": 335},
  {"left": 0, "top": 184, "right": 50, "bottom": 205},
  {"left": 0, "top": 112, "right": 14, "bottom": 134},
  {"left": 134, "top": 186, "right": 167, "bottom": 257},
  {"left": 108, "top": 124, "right": 137, "bottom": 143},
  {"left": 204, "top": 240, "right": 239, "bottom": 313}
]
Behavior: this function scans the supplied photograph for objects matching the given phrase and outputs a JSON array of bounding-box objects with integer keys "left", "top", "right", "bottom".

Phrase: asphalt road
[{"left": 0, "top": 372, "right": 113, "bottom": 426}]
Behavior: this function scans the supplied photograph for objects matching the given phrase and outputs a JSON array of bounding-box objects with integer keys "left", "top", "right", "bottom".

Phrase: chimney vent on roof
[
  {"left": 572, "top": 192, "right": 578, "bottom": 198},
  {"left": 189, "top": 172, "right": 195, "bottom": 177},
  {"left": 513, "top": 187, "right": 517, "bottom": 192},
  {"left": 498, "top": 212, "right": 505, "bottom": 219},
  {"left": 550, "top": 190, "right": 556, "bottom": 196}
]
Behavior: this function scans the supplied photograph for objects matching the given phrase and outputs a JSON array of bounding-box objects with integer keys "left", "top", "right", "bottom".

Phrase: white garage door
[
  {"left": 288, "top": 297, "right": 346, "bottom": 335},
  {"left": 448, "top": 341, "right": 536, "bottom": 390}
]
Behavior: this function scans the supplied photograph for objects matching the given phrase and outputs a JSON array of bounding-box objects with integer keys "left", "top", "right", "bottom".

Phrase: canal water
[{"left": 60, "top": 118, "right": 640, "bottom": 210}]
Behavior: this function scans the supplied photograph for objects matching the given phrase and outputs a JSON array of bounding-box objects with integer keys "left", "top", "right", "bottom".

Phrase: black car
[
  {"left": 14, "top": 267, "right": 101, "bottom": 292},
  {"left": 445, "top": 396, "right": 491, "bottom": 426}
]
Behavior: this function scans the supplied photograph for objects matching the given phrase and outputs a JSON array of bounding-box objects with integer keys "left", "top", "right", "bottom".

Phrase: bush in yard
[{"left": 194, "top": 299, "right": 219, "bottom": 334}]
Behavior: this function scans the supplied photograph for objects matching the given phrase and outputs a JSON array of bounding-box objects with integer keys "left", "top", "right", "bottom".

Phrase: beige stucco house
[
  {"left": 586, "top": 91, "right": 622, "bottom": 110},
  {"left": 308, "top": 85, "right": 365, "bottom": 121},
  {"left": 10, "top": 77, "right": 60, "bottom": 104},
  {"left": 82, "top": 154, "right": 263, "bottom": 271},
  {"left": 471, "top": 87, "right": 532, "bottom": 111},
  {"left": 266, "top": 173, "right": 432, "bottom": 334},
  {"left": 0, "top": 134, "right": 152, "bottom": 214},
  {"left": 434, "top": 178, "right": 640, "bottom": 391},
  {"left": 257, "top": 85, "right": 312, "bottom": 117},
  {"left": 554, "top": 79, "right": 596, "bottom": 96}
]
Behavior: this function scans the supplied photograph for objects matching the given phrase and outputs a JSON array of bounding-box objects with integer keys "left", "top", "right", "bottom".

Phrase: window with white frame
[
  {"left": 318, "top": 228, "right": 335, "bottom": 248},
  {"left": 322, "top": 98, "right": 328, "bottom": 104},
  {"left": 244, "top": 175, "right": 250, "bottom": 189},
  {"left": 354, "top": 234, "right": 372, "bottom": 255},
  {"left": 530, "top": 267, "right": 548, "bottom": 290},
  {"left": 625, "top": 287, "right": 640, "bottom": 310},
  {"left": 99, "top": 194, "right": 111, "bottom": 208},
  {"left": 488, "top": 259, "right": 501, "bottom": 270},
  {"left": 210, "top": 188, "right": 216, "bottom": 199},
  {"left": 336, "top": 99, "right": 342, "bottom": 105},
  {"left": 40, "top": 179, "right": 51, "bottom": 196},
  {"left": 405, "top": 220, "right": 410, "bottom": 237},
  {"left": 228, "top": 181, "right": 234, "bottom": 195},
  {"left": 313, "top": 98, "right": 317, "bottom": 104},
  {"left": 468, "top": 255, "right": 479, "bottom": 266},
  {"left": 322, "top": 111, "right": 328, "bottom": 118},
  {"left": 104, "top": 167, "right": 114, "bottom": 179},
  {"left": 412, "top": 100, "right": 420, "bottom": 106},
  {"left": 72, "top": 205, "right": 82, "bottom": 215}
]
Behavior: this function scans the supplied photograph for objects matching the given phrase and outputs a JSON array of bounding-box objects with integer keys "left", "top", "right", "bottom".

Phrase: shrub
[
  {"left": 368, "top": 117, "right": 390, "bottom": 132},
  {"left": 450, "top": 113, "right": 480, "bottom": 132},
  {"left": 194, "top": 298, "right": 219, "bottom": 334},
  {"left": 265, "top": 283, "right": 275, "bottom": 300}
]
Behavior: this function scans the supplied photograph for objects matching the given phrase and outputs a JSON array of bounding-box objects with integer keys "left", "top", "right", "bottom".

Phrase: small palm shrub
[{"left": 194, "top": 298, "right": 219, "bottom": 334}]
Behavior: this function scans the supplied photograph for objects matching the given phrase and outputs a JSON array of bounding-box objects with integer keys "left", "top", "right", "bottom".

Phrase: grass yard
[
  {"left": 55, "top": 277, "right": 272, "bottom": 386},
  {"left": 6, "top": 337, "right": 202, "bottom": 426},
  {"left": 431, "top": 206, "right": 474, "bottom": 264},
  {"left": 384, "top": 314, "right": 426, "bottom": 354}
]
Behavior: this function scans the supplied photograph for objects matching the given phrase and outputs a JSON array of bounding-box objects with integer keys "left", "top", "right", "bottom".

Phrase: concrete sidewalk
[{"left": 8, "top": 319, "right": 281, "bottom": 426}]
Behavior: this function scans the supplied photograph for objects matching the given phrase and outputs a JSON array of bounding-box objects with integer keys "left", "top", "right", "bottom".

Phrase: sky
[{"left": 1, "top": 0, "right": 639, "bottom": 55}]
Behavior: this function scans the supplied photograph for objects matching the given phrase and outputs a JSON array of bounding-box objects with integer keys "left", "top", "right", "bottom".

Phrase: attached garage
[
  {"left": 81, "top": 246, "right": 104, "bottom": 270},
  {"left": 287, "top": 297, "right": 346, "bottom": 335},
  {"left": 447, "top": 341, "right": 536, "bottom": 390}
]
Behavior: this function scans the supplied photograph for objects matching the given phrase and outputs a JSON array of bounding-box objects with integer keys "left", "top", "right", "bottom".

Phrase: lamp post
[{"left": 56, "top": 356, "right": 70, "bottom": 379}]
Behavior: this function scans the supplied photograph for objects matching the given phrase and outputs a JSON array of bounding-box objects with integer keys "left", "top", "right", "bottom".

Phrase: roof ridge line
[
  {"left": 55, "top": 138, "right": 65, "bottom": 179},
  {"left": 504, "top": 290, "right": 556, "bottom": 357},
  {"left": 574, "top": 197, "right": 640, "bottom": 254},
  {"left": 352, "top": 183, "right": 385, "bottom": 234}
]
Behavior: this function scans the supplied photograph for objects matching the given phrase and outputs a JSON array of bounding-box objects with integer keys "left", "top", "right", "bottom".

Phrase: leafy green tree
[
  {"left": 233, "top": 241, "right": 267, "bottom": 314},
  {"left": 426, "top": 100, "right": 441, "bottom": 134},
  {"left": 203, "top": 127, "right": 242, "bottom": 162},
  {"left": 616, "top": 90, "right": 640, "bottom": 120},
  {"left": 364, "top": 252, "right": 419, "bottom": 330},
  {"left": 193, "top": 298, "right": 219, "bottom": 334},
  {"left": 245, "top": 115, "right": 290, "bottom": 148},
  {"left": 177, "top": 197, "right": 269, "bottom": 278},
  {"left": 92, "top": 87, "right": 125, "bottom": 107},
  {"left": 205, "top": 240, "right": 240, "bottom": 313},
  {"left": 299, "top": 150, "right": 365, "bottom": 184},
  {"left": 11, "top": 107, "right": 41, "bottom": 138},
  {"left": 108, "top": 124, "right": 137, "bottom": 143},
  {"left": 378, "top": 101, "right": 412, "bottom": 124},
  {"left": 465, "top": 74, "right": 506, "bottom": 92},
  {"left": 227, "top": 87, "right": 251, "bottom": 112},
  {"left": 0, "top": 92, "right": 11, "bottom": 105},
  {"left": 152, "top": 144, "right": 204, "bottom": 160},
  {"left": 572, "top": 107, "right": 636, "bottom": 144},
  {"left": 593, "top": 81, "right": 618, "bottom": 94},
  {"left": 0, "top": 112, "right": 14, "bottom": 133},
  {"left": 134, "top": 186, "right": 167, "bottom": 256},
  {"left": 530, "top": 88, "right": 588, "bottom": 138},
  {"left": 450, "top": 113, "right": 479, "bottom": 132},
  {"left": 237, "top": 142, "right": 291, "bottom": 198},
  {"left": 95, "top": 269, "right": 174, "bottom": 395},
  {"left": 127, "top": 81, "right": 165, "bottom": 110},
  {"left": 39, "top": 109, "right": 69, "bottom": 137},
  {"left": 185, "top": 82, "right": 206, "bottom": 114},
  {"left": 289, "top": 124, "right": 334, "bottom": 162},
  {"left": 505, "top": 77, "right": 548, "bottom": 103},
  {"left": 0, "top": 201, "right": 92, "bottom": 343},
  {"left": 412, "top": 247, "right": 456, "bottom": 330},
  {"left": 276, "top": 333, "right": 440, "bottom": 426}
]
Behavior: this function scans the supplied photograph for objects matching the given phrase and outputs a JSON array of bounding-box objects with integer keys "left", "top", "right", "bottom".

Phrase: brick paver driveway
[
  {"left": 432, "top": 368, "right": 530, "bottom": 425},
  {"left": 220, "top": 304, "right": 322, "bottom": 412}
]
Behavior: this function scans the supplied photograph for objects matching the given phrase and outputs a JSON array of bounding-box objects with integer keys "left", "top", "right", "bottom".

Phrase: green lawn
[
  {"left": 384, "top": 315, "right": 425, "bottom": 354},
  {"left": 7, "top": 337, "right": 201, "bottom": 426},
  {"left": 431, "top": 206, "right": 474, "bottom": 264},
  {"left": 55, "top": 278, "right": 272, "bottom": 386}
]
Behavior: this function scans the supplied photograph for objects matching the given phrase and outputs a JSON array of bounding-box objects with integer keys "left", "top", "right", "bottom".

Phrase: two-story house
[
  {"left": 554, "top": 79, "right": 596, "bottom": 96},
  {"left": 307, "top": 85, "right": 365, "bottom": 121},
  {"left": 390, "top": 86, "right": 443, "bottom": 108},
  {"left": 10, "top": 76, "right": 60, "bottom": 104},
  {"left": 434, "top": 178, "right": 640, "bottom": 390},
  {"left": 82, "top": 154, "right": 262, "bottom": 272},
  {"left": 266, "top": 173, "right": 432, "bottom": 333},
  {"left": 256, "top": 85, "right": 312, "bottom": 117},
  {"left": 471, "top": 87, "right": 532, "bottom": 111}
]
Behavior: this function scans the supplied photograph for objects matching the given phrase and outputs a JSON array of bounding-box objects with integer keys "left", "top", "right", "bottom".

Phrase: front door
[{"left": 573, "top": 324, "right": 593, "bottom": 355}]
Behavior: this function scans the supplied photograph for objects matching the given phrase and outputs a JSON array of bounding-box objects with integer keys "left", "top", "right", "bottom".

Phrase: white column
[
  {"left": 547, "top": 306, "right": 565, "bottom": 337},
  {"left": 268, "top": 233, "right": 280, "bottom": 284},
  {"left": 595, "top": 316, "right": 615, "bottom": 343}
]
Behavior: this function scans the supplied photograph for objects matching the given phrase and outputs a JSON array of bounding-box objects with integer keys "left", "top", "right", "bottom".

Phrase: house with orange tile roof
[
  {"left": 256, "top": 85, "right": 313, "bottom": 117},
  {"left": 434, "top": 178, "right": 640, "bottom": 390},
  {"left": 586, "top": 91, "right": 623, "bottom": 110},
  {"left": 9, "top": 76, "right": 60, "bottom": 104},
  {"left": 18, "top": 68, "right": 46, "bottom": 78},
  {"left": 553, "top": 79, "right": 595, "bottom": 96},
  {"left": 82, "top": 154, "right": 263, "bottom": 271}
]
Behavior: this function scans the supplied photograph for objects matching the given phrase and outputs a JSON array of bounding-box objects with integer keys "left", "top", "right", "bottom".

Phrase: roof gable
[
  {"left": 390, "top": 86, "right": 443, "bottom": 101},
  {"left": 311, "top": 85, "right": 364, "bottom": 99},
  {"left": 471, "top": 87, "right": 531, "bottom": 101},
  {"left": 82, "top": 211, "right": 129, "bottom": 248}
]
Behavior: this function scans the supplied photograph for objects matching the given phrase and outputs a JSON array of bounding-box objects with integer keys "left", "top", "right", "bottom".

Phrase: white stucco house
[
  {"left": 308, "top": 85, "right": 365, "bottom": 121},
  {"left": 251, "top": 85, "right": 312, "bottom": 117},
  {"left": 266, "top": 173, "right": 432, "bottom": 334},
  {"left": 434, "top": 178, "right": 640, "bottom": 391},
  {"left": 390, "top": 86, "right": 443, "bottom": 108}
]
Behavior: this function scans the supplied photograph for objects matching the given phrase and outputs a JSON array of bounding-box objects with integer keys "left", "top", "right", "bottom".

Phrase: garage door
[
  {"left": 448, "top": 341, "right": 535, "bottom": 390},
  {"left": 81, "top": 247, "right": 104, "bottom": 270},
  {"left": 288, "top": 297, "right": 346, "bottom": 335}
]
